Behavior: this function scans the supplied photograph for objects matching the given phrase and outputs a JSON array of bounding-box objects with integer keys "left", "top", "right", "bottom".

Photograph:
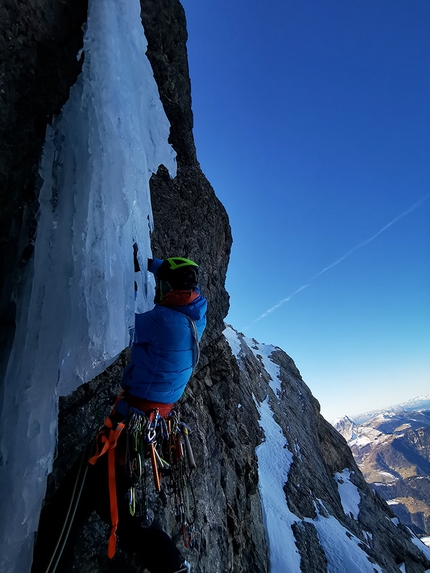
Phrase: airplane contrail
[{"left": 247, "top": 194, "right": 429, "bottom": 327}]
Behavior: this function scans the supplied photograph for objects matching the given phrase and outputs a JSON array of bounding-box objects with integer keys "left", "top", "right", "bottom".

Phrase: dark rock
[
  {"left": 0, "top": 0, "right": 88, "bottom": 385},
  {"left": 292, "top": 521, "right": 328, "bottom": 573}
]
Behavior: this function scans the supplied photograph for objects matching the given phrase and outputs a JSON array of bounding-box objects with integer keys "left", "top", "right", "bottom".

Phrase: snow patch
[
  {"left": 294, "top": 441, "right": 302, "bottom": 461},
  {"left": 246, "top": 338, "right": 282, "bottom": 396},
  {"left": 377, "top": 471, "right": 398, "bottom": 481},
  {"left": 410, "top": 534, "right": 430, "bottom": 561},
  {"left": 223, "top": 325, "right": 242, "bottom": 358},
  {"left": 363, "top": 531, "right": 373, "bottom": 544},
  {"left": 334, "top": 469, "right": 361, "bottom": 520},
  {"left": 308, "top": 505, "right": 383, "bottom": 573},
  {"left": 254, "top": 395, "right": 301, "bottom": 572}
]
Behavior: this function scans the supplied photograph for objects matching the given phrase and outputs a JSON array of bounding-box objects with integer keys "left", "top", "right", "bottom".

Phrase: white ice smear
[
  {"left": 0, "top": 0, "right": 176, "bottom": 571},
  {"left": 223, "top": 324, "right": 242, "bottom": 358},
  {"left": 309, "top": 507, "right": 383, "bottom": 573},
  {"left": 334, "top": 468, "right": 361, "bottom": 520},
  {"left": 254, "top": 396, "right": 301, "bottom": 573},
  {"left": 247, "top": 337, "right": 282, "bottom": 396},
  {"left": 410, "top": 534, "right": 430, "bottom": 561}
]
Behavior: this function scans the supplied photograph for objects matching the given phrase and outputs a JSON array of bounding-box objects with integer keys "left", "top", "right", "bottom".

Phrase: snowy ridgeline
[
  {"left": 0, "top": 1, "right": 176, "bottom": 572},
  {"left": 223, "top": 326, "right": 430, "bottom": 573},
  {"left": 344, "top": 395, "right": 430, "bottom": 426}
]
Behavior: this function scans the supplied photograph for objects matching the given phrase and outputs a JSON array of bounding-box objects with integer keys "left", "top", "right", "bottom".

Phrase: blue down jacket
[{"left": 120, "top": 291, "right": 207, "bottom": 404}]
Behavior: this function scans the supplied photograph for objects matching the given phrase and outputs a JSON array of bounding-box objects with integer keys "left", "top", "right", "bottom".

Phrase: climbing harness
[
  {"left": 39, "top": 309, "right": 201, "bottom": 569},
  {"left": 90, "top": 398, "right": 197, "bottom": 558}
]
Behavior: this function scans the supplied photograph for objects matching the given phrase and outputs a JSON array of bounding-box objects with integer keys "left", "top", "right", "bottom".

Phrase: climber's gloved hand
[{"left": 148, "top": 258, "right": 164, "bottom": 275}]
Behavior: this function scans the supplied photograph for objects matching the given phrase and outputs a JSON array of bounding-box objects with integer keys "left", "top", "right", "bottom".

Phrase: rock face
[
  {"left": 2, "top": 0, "right": 430, "bottom": 572},
  {"left": 0, "top": 0, "right": 88, "bottom": 384},
  {"left": 335, "top": 411, "right": 430, "bottom": 537},
  {"left": 226, "top": 328, "right": 430, "bottom": 573},
  {"left": 140, "top": 0, "right": 231, "bottom": 344}
]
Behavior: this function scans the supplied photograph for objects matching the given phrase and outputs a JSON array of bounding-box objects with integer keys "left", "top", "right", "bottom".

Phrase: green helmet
[{"left": 156, "top": 257, "right": 199, "bottom": 290}]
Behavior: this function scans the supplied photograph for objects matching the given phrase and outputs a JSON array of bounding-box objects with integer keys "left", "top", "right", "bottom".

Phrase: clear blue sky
[{"left": 180, "top": 0, "right": 430, "bottom": 421}]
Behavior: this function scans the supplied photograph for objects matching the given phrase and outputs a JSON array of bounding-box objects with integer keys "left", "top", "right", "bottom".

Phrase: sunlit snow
[
  {"left": 334, "top": 468, "right": 361, "bottom": 520},
  {"left": 246, "top": 337, "right": 282, "bottom": 396},
  {"left": 223, "top": 325, "right": 242, "bottom": 358},
  {"left": 308, "top": 506, "right": 383, "bottom": 573},
  {"left": 410, "top": 534, "right": 430, "bottom": 561},
  {"left": 223, "top": 326, "right": 283, "bottom": 397},
  {"left": 0, "top": 0, "right": 175, "bottom": 571},
  {"left": 254, "top": 395, "right": 301, "bottom": 573}
]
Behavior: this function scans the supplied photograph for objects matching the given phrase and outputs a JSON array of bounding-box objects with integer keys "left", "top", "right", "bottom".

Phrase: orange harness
[
  {"left": 88, "top": 394, "right": 195, "bottom": 557},
  {"left": 88, "top": 397, "right": 125, "bottom": 558}
]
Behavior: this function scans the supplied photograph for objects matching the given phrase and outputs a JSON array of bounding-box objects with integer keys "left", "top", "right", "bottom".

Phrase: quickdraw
[
  {"left": 90, "top": 400, "right": 197, "bottom": 558},
  {"left": 165, "top": 413, "right": 196, "bottom": 548}
]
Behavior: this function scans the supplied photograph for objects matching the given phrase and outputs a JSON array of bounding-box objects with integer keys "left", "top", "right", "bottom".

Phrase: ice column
[{"left": 0, "top": 0, "right": 176, "bottom": 571}]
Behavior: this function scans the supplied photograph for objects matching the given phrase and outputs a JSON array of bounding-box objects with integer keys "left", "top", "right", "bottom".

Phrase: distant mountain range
[
  {"left": 334, "top": 397, "right": 430, "bottom": 536},
  {"left": 343, "top": 395, "right": 430, "bottom": 425}
]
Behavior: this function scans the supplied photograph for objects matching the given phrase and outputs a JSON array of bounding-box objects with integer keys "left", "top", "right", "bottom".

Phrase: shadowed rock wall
[{"left": 0, "top": 0, "right": 88, "bottom": 387}]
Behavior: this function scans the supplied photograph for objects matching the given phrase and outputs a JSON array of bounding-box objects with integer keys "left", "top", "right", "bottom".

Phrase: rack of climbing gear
[
  {"left": 91, "top": 399, "right": 197, "bottom": 558},
  {"left": 164, "top": 412, "right": 196, "bottom": 548},
  {"left": 124, "top": 407, "right": 197, "bottom": 548}
]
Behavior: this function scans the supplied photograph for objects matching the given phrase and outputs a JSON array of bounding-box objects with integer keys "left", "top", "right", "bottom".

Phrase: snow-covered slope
[{"left": 225, "top": 326, "right": 430, "bottom": 573}]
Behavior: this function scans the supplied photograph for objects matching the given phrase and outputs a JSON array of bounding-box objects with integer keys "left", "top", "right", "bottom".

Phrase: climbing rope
[{"left": 40, "top": 392, "right": 121, "bottom": 573}]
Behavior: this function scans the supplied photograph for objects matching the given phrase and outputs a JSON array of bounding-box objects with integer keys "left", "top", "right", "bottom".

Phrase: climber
[
  {"left": 117, "top": 255, "right": 207, "bottom": 419},
  {"left": 31, "top": 255, "right": 207, "bottom": 573}
]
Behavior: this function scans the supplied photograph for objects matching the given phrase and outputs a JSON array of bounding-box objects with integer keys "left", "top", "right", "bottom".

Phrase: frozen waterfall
[{"left": 0, "top": 0, "right": 176, "bottom": 571}]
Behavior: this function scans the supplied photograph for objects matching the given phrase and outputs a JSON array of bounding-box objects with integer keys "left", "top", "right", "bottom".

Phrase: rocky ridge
[{"left": 224, "top": 327, "right": 430, "bottom": 572}]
